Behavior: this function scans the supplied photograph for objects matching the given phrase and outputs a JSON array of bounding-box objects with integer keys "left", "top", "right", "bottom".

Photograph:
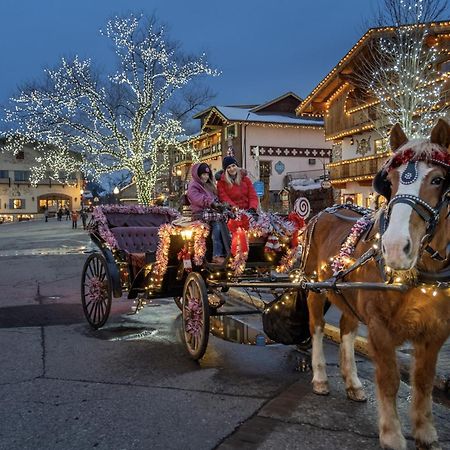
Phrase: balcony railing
[{"left": 328, "top": 153, "right": 389, "bottom": 184}]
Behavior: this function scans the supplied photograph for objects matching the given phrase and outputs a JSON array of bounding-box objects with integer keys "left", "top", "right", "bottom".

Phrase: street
[{"left": 0, "top": 218, "right": 449, "bottom": 450}]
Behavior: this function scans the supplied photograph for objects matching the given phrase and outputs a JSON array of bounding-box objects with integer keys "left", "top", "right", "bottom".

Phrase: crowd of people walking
[{"left": 43, "top": 206, "right": 90, "bottom": 230}]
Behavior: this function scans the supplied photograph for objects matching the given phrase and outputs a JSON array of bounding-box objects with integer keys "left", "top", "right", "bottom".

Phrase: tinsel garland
[
  {"left": 331, "top": 215, "right": 373, "bottom": 274},
  {"left": 227, "top": 210, "right": 303, "bottom": 275},
  {"left": 227, "top": 213, "right": 250, "bottom": 276},
  {"left": 152, "top": 221, "right": 210, "bottom": 283}
]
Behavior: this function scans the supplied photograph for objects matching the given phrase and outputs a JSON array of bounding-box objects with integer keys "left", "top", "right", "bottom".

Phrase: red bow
[
  {"left": 287, "top": 212, "right": 305, "bottom": 248},
  {"left": 228, "top": 215, "right": 250, "bottom": 256}
]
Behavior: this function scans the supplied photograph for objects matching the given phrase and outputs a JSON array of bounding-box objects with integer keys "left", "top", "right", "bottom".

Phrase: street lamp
[{"left": 113, "top": 186, "right": 120, "bottom": 204}]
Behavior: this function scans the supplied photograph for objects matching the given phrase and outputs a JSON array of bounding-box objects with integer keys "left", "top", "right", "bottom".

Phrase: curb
[{"left": 227, "top": 287, "right": 448, "bottom": 395}]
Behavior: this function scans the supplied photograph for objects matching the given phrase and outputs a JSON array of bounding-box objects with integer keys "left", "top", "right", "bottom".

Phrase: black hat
[
  {"left": 222, "top": 156, "right": 238, "bottom": 170},
  {"left": 197, "top": 163, "right": 210, "bottom": 176}
]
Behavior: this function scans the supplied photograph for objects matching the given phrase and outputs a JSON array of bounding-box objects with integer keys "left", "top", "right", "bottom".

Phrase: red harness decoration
[{"left": 387, "top": 148, "right": 450, "bottom": 171}]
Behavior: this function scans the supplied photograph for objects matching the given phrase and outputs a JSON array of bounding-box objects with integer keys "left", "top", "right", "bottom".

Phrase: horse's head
[{"left": 374, "top": 119, "right": 450, "bottom": 270}]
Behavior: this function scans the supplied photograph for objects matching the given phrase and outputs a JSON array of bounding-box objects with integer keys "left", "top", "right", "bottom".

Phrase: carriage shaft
[{"left": 211, "top": 281, "right": 409, "bottom": 292}]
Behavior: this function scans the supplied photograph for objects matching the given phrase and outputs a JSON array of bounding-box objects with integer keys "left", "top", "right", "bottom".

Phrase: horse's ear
[
  {"left": 390, "top": 123, "right": 408, "bottom": 152},
  {"left": 430, "top": 118, "right": 450, "bottom": 149}
]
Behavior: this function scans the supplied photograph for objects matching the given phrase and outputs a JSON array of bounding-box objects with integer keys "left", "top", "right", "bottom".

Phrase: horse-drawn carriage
[{"left": 81, "top": 202, "right": 308, "bottom": 359}]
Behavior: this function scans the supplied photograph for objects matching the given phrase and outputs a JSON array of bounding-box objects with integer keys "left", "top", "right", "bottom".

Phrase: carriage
[{"left": 81, "top": 202, "right": 310, "bottom": 359}]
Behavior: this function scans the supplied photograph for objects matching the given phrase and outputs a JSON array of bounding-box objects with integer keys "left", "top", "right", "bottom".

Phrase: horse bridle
[{"left": 380, "top": 184, "right": 450, "bottom": 260}]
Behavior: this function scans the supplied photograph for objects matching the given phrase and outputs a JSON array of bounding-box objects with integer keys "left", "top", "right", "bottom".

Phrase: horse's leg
[
  {"left": 339, "top": 313, "right": 367, "bottom": 402},
  {"left": 308, "top": 291, "right": 329, "bottom": 395},
  {"left": 411, "top": 340, "right": 444, "bottom": 450},
  {"left": 369, "top": 325, "right": 406, "bottom": 450}
]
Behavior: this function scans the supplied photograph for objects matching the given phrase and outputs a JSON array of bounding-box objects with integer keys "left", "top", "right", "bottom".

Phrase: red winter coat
[{"left": 217, "top": 173, "right": 258, "bottom": 210}]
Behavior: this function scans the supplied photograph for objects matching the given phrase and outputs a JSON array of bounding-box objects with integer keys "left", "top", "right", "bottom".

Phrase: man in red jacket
[{"left": 217, "top": 156, "right": 258, "bottom": 211}]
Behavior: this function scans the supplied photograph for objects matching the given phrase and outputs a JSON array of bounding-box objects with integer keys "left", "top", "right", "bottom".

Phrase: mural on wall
[{"left": 356, "top": 136, "right": 372, "bottom": 157}]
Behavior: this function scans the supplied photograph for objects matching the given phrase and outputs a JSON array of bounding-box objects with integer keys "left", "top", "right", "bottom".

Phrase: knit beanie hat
[
  {"left": 197, "top": 163, "right": 210, "bottom": 177},
  {"left": 222, "top": 156, "right": 238, "bottom": 170}
]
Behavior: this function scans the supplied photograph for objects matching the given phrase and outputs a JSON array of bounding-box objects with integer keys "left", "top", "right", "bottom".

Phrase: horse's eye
[{"left": 431, "top": 177, "right": 444, "bottom": 185}]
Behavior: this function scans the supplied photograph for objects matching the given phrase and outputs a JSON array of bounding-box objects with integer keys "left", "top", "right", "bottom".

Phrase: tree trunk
[{"left": 135, "top": 173, "right": 154, "bottom": 205}]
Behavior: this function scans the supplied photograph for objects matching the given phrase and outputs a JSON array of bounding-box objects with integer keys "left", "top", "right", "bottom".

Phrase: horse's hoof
[
  {"left": 312, "top": 380, "right": 329, "bottom": 395},
  {"left": 415, "top": 440, "right": 442, "bottom": 450},
  {"left": 346, "top": 387, "right": 367, "bottom": 402}
]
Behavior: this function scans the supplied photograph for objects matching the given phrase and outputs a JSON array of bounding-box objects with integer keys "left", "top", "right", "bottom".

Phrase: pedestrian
[
  {"left": 71, "top": 210, "right": 78, "bottom": 229},
  {"left": 44, "top": 207, "right": 49, "bottom": 222},
  {"left": 65, "top": 207, "right": 70, "bottom": 221},
  {"left": 80, "top": 209, "right": 88, "bottom": 230},
  {"left": 57, "top": 208, "right": 63, "bottom": 221}
]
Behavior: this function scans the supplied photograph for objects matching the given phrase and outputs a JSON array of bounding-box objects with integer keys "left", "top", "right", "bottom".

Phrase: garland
[
  {"left": 331, "top": 214, "right": 373, "bottom": 274},
  {"left": 151, "top": 221, "right": 210, "bottom": 287},
  {"left": 227, "top": 213, "right": 250, "bottom": 276}
]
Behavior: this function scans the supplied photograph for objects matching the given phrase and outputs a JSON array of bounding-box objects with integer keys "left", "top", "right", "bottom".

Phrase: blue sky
[{"left": 0, "top": 0, "right": 379, "bottom": 115}]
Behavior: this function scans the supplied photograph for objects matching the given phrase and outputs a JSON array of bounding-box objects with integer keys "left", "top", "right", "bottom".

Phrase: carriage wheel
[
  {"left": 81, "top": 253, "right": 112, "bottom": 329},
  {"left": 174, "top": 296, "right": 183, "bottom": 310},
  {"left": 182, "top": 272, "right": 210, "bottom": 360}
]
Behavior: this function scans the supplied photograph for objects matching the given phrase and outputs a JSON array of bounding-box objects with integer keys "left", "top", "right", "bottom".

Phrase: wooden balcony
[{"left": 328, "top": 153, "right": 390, "bottom": 185}]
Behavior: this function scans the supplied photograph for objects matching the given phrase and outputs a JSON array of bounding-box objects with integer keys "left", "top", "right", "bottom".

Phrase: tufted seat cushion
[{"left": 111, "top": 226, "right": 160, "bottom": 254}]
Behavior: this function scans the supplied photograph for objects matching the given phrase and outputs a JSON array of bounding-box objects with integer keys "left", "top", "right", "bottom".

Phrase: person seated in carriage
[
  {"left": 187, "top": 163, "right": 227, "bottom": 265},
  {"left": 216, "top": 156, "right": 259, "bottom": 213}
]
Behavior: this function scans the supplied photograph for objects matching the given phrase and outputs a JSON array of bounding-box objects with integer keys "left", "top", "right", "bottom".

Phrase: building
[
  {"left": 174, "top": 92, "right": 332, "bottom": 208},
  {"left": 0, "top": 139, "right": 84, "bottom": 222},
  {"left": 296, "top": 21, "right": 450, "bottom": 208}
]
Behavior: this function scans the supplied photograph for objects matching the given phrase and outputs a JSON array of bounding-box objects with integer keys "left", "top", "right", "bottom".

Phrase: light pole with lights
[{"left": 113, "top": 186, "right": 120, "bottom": 204}]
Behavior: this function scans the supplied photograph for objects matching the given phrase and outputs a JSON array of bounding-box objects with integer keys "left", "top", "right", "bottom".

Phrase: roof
[
  {"left": 193, "top": 92, "right": 322, "bottom": 126},
  {"left": 296, "top": 21, "right": 450, "bottom": 115},
  {"left": 215, "top": 106, "right": 323, "bottom": 126}
]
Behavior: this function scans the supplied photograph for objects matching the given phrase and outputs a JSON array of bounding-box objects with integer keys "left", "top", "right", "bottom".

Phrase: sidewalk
[{"left": 228, "top": 287, "right": 450, "bottom": 395}]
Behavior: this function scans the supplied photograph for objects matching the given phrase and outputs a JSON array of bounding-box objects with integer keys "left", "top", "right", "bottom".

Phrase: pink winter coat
[
  {"left": 187, "top": 163, "right": 217, "bottom": 214},
  {"left": 217, "top": 172, "right": 258, "bottom": 210}
]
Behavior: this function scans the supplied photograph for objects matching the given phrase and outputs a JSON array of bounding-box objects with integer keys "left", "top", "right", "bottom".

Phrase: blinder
[{"left": 373, "top": 170, "right": 391, "bottom": 201}]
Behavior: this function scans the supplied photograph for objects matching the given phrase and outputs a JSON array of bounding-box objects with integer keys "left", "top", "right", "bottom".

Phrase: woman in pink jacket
[
  {"left": 217, "top": 156, "right": 258, "bottom": 211},
  {"left": 187, "top": 163, "right": 226, "bottom": 265}
]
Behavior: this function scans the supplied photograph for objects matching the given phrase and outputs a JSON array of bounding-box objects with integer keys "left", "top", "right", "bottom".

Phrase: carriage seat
[{"left": 111, "top": 226, "right": 160, "bottom": 275}]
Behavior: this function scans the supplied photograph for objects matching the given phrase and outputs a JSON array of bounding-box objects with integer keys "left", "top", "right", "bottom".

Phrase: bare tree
[
  {"left": 353, "top": 0, "right": 449, "bottom": 139},
  {"left": 2, "top": 14, "right": 219, "bottom": 204}
]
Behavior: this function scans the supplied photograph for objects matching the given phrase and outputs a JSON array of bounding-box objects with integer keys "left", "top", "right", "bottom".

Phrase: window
[
  {"left": 225, "top": 124, "right": 237, "bottom": 139},
  {"left": 308, "top": 158, "right": 316, "bottom": 165},
  {"left": 0, "top": 170, "right": 8, "bottom": 178},
  {"left": 15, "top": 151, "right": 24, "bottom": 160},
  {"left": 10, "top": 199, "right": 25, "bottom": 209},
  {"left": 14, "top": 170, "right": 31, "bottom": 182},
  {"left": 374, "top": 138, "right": 388, "bottom": 154}
]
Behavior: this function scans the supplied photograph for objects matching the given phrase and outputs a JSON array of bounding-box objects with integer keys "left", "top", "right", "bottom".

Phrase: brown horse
[{"left": 303, "top": 119, "right": 450, "bottom": 450}]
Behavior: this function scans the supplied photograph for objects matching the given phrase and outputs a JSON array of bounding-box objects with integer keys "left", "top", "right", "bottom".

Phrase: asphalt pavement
[{"left": 0, "top": 217, "right": 449, "bottom": 450}]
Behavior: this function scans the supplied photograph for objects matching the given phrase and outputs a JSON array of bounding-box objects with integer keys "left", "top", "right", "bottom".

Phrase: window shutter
[
  {"left": 22, "top": 199, "right": 26, "bottom": 209},
  {"left": 9, "top": 199, "right": 13, "bottom": 209}
]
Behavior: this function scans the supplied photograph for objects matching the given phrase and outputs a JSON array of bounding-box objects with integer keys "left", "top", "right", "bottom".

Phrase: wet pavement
[{"left": 0, "top": 218, "right": 449, "bottom": 449}]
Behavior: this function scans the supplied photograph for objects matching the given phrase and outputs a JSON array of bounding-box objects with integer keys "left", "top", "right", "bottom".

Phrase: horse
[{"left": 302, "top": 119, "right": 450, "bottom": 450}]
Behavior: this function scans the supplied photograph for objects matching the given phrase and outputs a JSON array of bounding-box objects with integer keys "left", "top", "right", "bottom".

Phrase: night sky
[{"left": 0, "top": 0, "right": 380, "bottom": 118}]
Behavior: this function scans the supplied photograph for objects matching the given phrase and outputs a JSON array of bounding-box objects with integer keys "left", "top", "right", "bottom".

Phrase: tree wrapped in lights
[
  {"left": 354, "top": 0, "right": 449, "bottom": 139},
  {"left": 3, "top": 15, "right": 218, "bottom": 204}
]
